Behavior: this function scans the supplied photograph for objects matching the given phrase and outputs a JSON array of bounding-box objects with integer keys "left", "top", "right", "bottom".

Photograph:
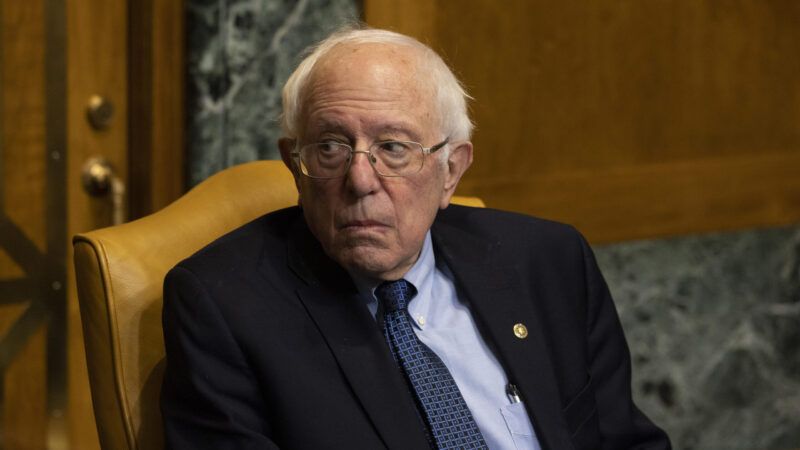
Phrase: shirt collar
[{"left": 349, "top": 231, "right": 436, "bottom": 319}]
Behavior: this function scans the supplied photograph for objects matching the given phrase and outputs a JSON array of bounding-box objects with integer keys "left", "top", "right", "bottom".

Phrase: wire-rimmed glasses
[{"left": 291, "top": 139, "right": 449, "bottom": 179}]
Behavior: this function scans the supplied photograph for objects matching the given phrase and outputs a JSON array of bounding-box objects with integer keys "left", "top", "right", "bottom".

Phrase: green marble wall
[
  {"left": 595, "top": 226, "right": 800, "bottom": 449},
  {"left": 187, "top": 0, "right": 359, "bottom": 186}
]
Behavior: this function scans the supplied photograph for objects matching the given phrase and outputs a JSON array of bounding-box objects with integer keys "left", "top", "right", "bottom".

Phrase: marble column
[{"left": 187, "top": 0, "right": 359, "bottom": 186}]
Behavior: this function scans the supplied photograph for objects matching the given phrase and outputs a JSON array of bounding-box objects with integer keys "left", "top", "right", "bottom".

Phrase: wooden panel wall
[{"left": 366, "top": 0, "right": 800, "bottom": 243}]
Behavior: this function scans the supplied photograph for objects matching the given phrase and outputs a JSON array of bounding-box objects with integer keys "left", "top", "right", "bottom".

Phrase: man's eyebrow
[
  {"left": 371, "top": 124, "right": 422, "bottom": 142},
  {"left": 307, "top": 120, "right": 350, "bottom": 136},
  {"left": 308, "top": 121, "right": 424, "bottom": 142}
]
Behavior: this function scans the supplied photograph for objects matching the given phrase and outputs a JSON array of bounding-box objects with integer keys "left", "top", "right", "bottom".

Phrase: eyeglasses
[{"left": 291, "top": 139, "right": 449, "bottom": 179}]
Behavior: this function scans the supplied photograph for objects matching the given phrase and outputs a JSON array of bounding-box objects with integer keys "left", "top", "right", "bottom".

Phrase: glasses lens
[
  {"left": 372, "top": 141, "right": 423, "bottom": 176},
  {"left": 301, "top": 143, "right": 350, "bottom": 177}
]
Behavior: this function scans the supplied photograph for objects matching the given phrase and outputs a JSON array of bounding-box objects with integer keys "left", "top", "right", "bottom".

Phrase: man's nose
[{"left": 345, "top": 150, "right": 381, "bottom": 196}]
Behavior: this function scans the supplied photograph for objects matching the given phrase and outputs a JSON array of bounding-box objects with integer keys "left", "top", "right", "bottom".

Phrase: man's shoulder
[
  {"left": 172, "top": 205, "right": 302, "bottom": 278},
  {"left": 437, "top": 204, "right": 582, "bottom": 244},
  {"left": 434, "top": 204, "right": 590, "bottom": 270}
]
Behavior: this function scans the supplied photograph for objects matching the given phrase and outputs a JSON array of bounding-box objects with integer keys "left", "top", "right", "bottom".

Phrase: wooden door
[
  {"left": 66, "top": 1, "right": 130, "bottom": 449},
  {"left": 1, "top": 0, "right": 127, "bottom": 448},
  {"left": 2, "top": 0, "right": 183, "bottom": 446}
]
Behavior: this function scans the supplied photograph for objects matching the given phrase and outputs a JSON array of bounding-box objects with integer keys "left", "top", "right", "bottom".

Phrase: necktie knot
[{"left": 376, "top": 279, "right": 417, "bottom": 312}]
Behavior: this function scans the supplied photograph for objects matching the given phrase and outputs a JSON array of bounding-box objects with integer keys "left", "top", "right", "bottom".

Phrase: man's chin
[{"left": 334, "top": 245, "right": 408, "bottom": 281}]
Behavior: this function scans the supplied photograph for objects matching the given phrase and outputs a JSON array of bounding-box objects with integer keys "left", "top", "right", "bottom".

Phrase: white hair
[{"left": 280, "top": 26, "right": 473, "bottom": 144}]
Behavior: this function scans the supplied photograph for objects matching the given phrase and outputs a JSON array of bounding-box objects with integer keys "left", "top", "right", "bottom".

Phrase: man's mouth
[{"left": 340, "top": 219, "right": 388, "bottom": 229}]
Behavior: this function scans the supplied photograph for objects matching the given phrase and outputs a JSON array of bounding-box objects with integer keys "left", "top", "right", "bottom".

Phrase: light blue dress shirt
[{"left": 351, "top": 232, "right": 542, "bottom": 450}]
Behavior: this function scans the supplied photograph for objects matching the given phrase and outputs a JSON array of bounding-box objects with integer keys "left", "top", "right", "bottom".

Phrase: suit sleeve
[
  {"left": 161, "top": 266, "right": 280, "bottom": 450},
  {"left": 579, "top": 235, "right": 672, "bottom": 450}
]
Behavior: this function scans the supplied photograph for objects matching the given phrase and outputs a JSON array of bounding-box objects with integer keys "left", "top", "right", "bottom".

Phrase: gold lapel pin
[{"left": 513, "top": 323, "right": 528, "bottom": 339}]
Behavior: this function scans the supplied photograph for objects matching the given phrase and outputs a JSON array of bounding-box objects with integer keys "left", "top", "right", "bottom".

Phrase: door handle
[{"left": 81, "top": 157, "right": 126, "bottom": 225}]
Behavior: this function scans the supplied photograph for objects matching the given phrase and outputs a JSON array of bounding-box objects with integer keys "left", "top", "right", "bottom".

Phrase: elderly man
[{"left": 161, "top": 27, "right": 670, "bottom": 450}]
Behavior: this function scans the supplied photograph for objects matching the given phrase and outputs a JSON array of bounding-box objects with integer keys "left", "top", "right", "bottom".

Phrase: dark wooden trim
[{"left": 128, "top": 0, "right": 185, "bottom": 219}]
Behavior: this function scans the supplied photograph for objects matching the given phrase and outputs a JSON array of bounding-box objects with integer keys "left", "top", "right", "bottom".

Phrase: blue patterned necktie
[{"left": 376, "top": 279, "right": 487, "bottom": 450}]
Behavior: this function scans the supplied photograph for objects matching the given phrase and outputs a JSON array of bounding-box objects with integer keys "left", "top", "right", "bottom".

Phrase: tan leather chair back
[{"left": 72, "top": 160, "right": 484, "bottom": 450}]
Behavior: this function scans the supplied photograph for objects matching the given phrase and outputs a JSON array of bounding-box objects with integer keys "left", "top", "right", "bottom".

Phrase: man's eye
[
  {"left": 377, "top": 141, "right": 411, "bottom": 154},
  {"left": 318, "top": 142, "right": 344, "bottom": 153}
]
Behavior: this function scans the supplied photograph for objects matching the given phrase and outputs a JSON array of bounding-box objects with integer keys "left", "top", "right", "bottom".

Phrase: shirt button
[{"left": 417, "top": 316, "right": 425, "bottom": 326}]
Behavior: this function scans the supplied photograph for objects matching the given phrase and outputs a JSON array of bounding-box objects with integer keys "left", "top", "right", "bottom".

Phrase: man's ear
[
  {"left": 439, "top": 141, "right": 473, "bottom": 209},
  {"left": 278, "top": 137, "right": 297, "bottom": 174},
  {"left": 278, "top": 137, "right": 303, "bottom": 204}
]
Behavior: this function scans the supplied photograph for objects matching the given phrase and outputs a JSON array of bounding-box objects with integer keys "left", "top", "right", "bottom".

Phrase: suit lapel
[
  {"left": 285, "top": 218, "right": 430, "bottom": 449},
  {"left": 432, "top": 218, "right": 575, "bottom": 450}
]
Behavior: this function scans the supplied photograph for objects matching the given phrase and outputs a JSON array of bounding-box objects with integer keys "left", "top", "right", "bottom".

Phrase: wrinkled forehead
[
  {"left": 299, "top": 42, "right": 439, "bottom": 132},
  {"left": 319, "top": 42, "right": 420, "bottom": 73}
]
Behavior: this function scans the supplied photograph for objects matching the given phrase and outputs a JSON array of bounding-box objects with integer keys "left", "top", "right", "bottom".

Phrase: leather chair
[{"left": 72, "top": 160, "right": 485, "bottom": 450}]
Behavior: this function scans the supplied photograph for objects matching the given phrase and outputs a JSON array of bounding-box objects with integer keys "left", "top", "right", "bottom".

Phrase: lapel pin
[{"left": 513, "top": 323, "right": 528, "bottom": 339}]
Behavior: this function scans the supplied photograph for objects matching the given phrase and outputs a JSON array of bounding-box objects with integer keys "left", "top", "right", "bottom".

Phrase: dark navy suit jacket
[{"left": 161, "top": 205, "right": 670, "bottom": 449}]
